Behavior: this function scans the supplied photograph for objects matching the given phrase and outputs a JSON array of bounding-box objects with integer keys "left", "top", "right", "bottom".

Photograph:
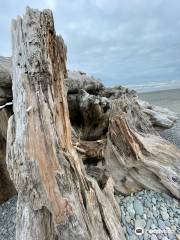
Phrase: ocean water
[
  {"left": 139, "top": 88, "right": 180, "bottom": 148},
  {"left": 125, "top": 80, "right": 180, "bottom": 93}
]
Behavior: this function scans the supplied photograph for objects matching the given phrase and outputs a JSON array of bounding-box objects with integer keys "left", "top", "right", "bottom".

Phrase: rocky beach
[
  {"left": 119, "top": 190, "right": 180, "bottom": 240},
  {"left": 0, "top": 7, "right": 180, "bottom": 240},
  {"left": 0, "top": 86, "right": 180, "bottom": 240}
]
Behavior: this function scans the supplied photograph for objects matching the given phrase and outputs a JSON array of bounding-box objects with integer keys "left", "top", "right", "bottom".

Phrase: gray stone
[
  {"left": 128, "top": 203, "right": 136, "bottom": 218},
  {"left": 151, "top": 224, "right": 157, "bottom": 230},
  {"left": 126, "top": 226, "right": 133, "bottom": 236},
  {"left": 151, "top": 235, "right": 158, "bottom": 240},
  {"left": 146, "top": 219, "right": 153, "bottom": 229},
  {"left": 135, "top": 219, "right": 146, "bottom": 229},
  {"left": 162, "top": 237, "right": 169, "bottom": 240},
  {"left": 158, "top": 219, "right": 166, "bottom": 230},
  {"left": 157, "top": 234, "right": 163, "bottom": 240},
  {"left": 153, "top": 218, "right": 158, "bottom": 226},
  {"left": 151, "top": 197, "right": 157, "bottom": 204},
  {"left": 161, "top": 210, "right": 169, "bottom": 221},
  {"left": 128, "top": 234, "right": 138, "bottom": 240},
  {"left": 144, "top": 232, "right": 149, "bottom": 240},
  {"left": 153, "top": 210, "right": 159, "bottom": 218},
  {"left": 164, "top": 220, "right": 171, "bottom": 227},
  {"left": 133, "top": 200, "right": 144, "bottom": 216},
  {"left": 126, "top": 214, "right": 132, "bottom": 224},
  {"left": 171, "top": 225, "right": 176, "bottom": 232},
  {"left": 147, "top": 212, "right": 154, "bottom": 219},
  {"left": 174, "top": 218, "right": 179, "bottom": 225},
  {"left": 168, "top": 233, "right": 176, "bottom": 240},
  {"left": 169, "top": 212, "right": 174, "bottom": 218},
  {"left": 144, "top": 199, "right": 151, "bottom": 208},
  {"left": 170, "top": 219, "right": 174, "bottom": 224}
]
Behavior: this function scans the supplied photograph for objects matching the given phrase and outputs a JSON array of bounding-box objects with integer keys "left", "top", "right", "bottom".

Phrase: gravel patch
[
  {"left": 0, "top": 196, "right": 17, "bottom": 240},
  {"left": 119, "top": 190, "right": 180, "bottom": 240},
  {"left": 0, "top": 191, "right": 180, "bottom": 240}
]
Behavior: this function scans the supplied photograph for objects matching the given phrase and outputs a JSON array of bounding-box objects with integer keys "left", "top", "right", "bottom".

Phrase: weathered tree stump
[{"left": 7, "top": 7, "right": 125, "bottom": 240}]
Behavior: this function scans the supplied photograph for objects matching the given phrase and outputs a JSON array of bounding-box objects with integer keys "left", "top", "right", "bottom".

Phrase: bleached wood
[{"left": 7, "top": 7, "right": 125, "bottom": 240}]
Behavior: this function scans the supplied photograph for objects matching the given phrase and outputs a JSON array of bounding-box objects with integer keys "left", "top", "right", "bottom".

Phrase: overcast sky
[{"left": 1, "top": 0, "right": 180, "bottom": 90}]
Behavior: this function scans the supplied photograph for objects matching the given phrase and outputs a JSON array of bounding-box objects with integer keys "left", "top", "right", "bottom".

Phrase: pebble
[
  {"left": 146, "top": 219, "right": 152, "bottom": 229},
  {"left": 144, "top": 199, "right": 151, "bottom": 208},
  {"left": 151, "top": 235, "right": 158, "bottom": 240},
  {"left": 147, "top": 211, "right": 154, "bottom": 219},
  {"left": 161, "top": 210, "right": 169, "bottom": 221},
  {"left": 135, "top": 219, "right": 146, "bottom": 229},
  {"left": 169, "top": 212, "right": 174, "bottom": 218},
  {"left": 126, "top": 225, "right": 133, "bottom": 236},
  {"left": 127, "top": 203, "right": 136, "bottom": 218},
  {"left": 144, "top": 232, "right": 149, "bottom": 240},
  {"left": 152, "top": 197, "right": 157, "bottom": 204},
  {"left": 171, "top": 225, "right": 176, "bottom": 231},
  {"left": 158, "top": 219, "right": 166, "bottom": 230},
  {"left": 164, "top": 220, "right": 171, "bottom": 227},
  {"left": 133, "top": 200, "right": 144, "bottom": 216},
  {"left": 151, "top": 224, "right": 157, "bottom": 230},
  {"left": 162, "top": 237, "right": 169, "bottom": 240},
  {"left": 128, "top": 234, "right": 138, "bottom": 240},
  {"left": 174, "top": 218, "right": 179, "bottom": 225},
  {"left": 168, "top": 233, "right": 176, "bottom": 240},
  {"left": 126, "top": 214, "right": 132, "bottom": 224}
]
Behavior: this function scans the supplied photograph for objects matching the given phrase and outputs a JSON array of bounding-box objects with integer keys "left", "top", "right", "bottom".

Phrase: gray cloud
[{"left": 1, "top": 0, "right": 180, "bottom": 90}]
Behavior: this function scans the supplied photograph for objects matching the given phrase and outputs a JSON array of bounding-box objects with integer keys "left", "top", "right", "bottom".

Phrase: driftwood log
[
  {"left": 0, "top": 6, "right": 178, "bottom": 240},
  {"left": 72, "top": 90, "right": 180, "bottom": 198},
  {"left": 0, "top": 57, "right": 16, "bottom": 203},
  {"left": 6, "top": 8, "right": 125, "bottom": 240}
]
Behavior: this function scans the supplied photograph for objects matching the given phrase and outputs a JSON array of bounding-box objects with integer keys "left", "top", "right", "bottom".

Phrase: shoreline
[
  {"left": 139, "top": 88, "right": 180, "bottom": 148},
  {"left": 138, "top": 87, "right": 180, "bottom": 95}
]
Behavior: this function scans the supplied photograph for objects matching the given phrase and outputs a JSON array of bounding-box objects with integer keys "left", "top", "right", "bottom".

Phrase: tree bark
[{"left": 7, "top": 7, "right": 125, "bottom": 240}]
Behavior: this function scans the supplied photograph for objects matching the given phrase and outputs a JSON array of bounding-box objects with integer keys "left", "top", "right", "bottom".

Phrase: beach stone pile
[
  {"left": 0, "top": 196, "right": 17, "bottom": 240},
  {"left": 119, "top": 190, "right": 180, "bottom": 240}
]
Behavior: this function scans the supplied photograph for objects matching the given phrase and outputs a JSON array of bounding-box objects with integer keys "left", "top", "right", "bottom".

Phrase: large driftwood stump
[
  {"left": 7, "top": 8, "right": 125, "bottom": 240},
  {"left": 105, "top": 100, "right": 180, "bottom": 198}
]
